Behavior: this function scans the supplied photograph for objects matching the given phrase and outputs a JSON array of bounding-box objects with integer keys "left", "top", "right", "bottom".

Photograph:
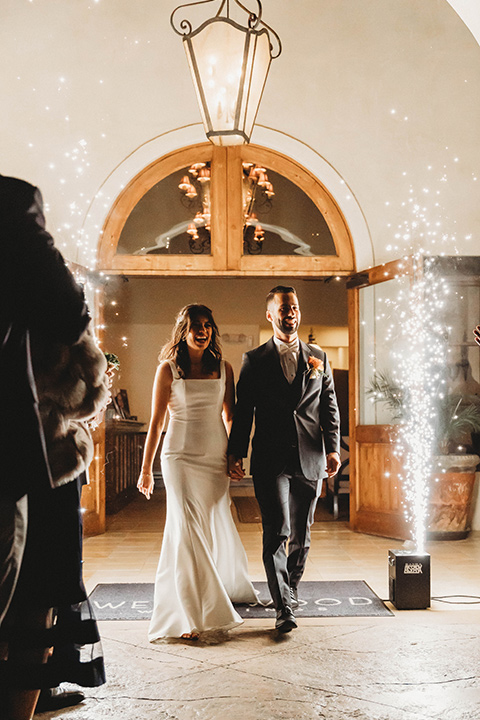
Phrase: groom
[{"left": 228, "top": 286, "right": 341, "bottom": 632}]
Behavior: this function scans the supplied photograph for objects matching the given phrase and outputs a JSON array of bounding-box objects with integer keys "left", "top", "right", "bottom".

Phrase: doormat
[
  {"left": 232, "top": 496, "right": 347, "bottom": 523},
  {"left": 89, "top": 581, "right": 392, "bottom": 620}
]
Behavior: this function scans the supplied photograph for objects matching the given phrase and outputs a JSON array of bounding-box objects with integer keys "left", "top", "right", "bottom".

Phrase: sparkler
[
  {"left": 390, "top": 254, "right": 450, "bottom": 553},
  {"left": 376, "top": 142, "right": 464, "bottom": 552}
]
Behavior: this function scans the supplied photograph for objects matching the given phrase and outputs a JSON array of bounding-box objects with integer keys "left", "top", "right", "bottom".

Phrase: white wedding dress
[{"left": 148, "top": 360, "right": 256, "bottom": 640}]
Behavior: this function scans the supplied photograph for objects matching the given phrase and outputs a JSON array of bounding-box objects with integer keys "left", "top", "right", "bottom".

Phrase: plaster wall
[{"left": 1, "top": 0, "right": 479, "bottom": 269}]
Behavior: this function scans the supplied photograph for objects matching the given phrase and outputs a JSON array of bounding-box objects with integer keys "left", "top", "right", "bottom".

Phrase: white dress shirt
[{"left": 273, "top": 336, "right": 300, "bottom": 384}]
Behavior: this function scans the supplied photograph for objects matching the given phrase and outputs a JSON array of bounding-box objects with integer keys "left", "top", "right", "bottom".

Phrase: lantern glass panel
[
  {"left": 184, "top": 19, "right": 271, "bottom": 146},
  {"left": 242, "top": 31, "right": 271, "bottom": 140}
]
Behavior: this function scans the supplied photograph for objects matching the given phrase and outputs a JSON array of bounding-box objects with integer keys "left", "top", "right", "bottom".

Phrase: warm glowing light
[{"left": 375, "top": 147, "right": 469, "bottom": 552}]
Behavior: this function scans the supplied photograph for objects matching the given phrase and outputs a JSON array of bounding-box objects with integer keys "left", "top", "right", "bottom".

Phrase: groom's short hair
[{"left": 266, "top": 285, "right": 297, "bottom": 308}]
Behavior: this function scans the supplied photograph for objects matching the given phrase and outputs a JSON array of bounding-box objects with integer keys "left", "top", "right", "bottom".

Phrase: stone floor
[{"left": 37, "top": 488, "right": 480, "bottom": 719}]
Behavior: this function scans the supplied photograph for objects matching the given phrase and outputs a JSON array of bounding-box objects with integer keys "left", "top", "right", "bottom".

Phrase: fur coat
[{"left": 33, "top": 324, "right": 110, "bottom": 487}]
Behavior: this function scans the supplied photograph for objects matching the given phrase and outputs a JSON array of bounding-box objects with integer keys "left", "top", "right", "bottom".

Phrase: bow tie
[{"left": 276, "top": 339, "right": 299, "bottom": 355}]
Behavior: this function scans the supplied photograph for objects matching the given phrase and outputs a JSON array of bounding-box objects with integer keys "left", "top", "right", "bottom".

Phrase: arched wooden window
[{"left": 98, "top": 144, "right": 355, "bottom": 276}]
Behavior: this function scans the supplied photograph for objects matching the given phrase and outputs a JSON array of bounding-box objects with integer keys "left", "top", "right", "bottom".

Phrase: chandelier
[
  {"left": 179, "top": 160, "right": 274, "bottom": 253},
  {"left": 171, "top": 0, "right": 281, "bottom": 146}
]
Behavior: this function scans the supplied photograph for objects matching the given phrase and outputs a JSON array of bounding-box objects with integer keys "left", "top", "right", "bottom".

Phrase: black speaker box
[{"left": 388, "top": 550, "right": 430, "bottom": 610}]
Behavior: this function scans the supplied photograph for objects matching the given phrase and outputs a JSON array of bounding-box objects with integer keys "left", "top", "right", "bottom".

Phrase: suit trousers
[
  {"left": 0, "top": 495, "right": 27, "bottom": 627},
  {"left": 253, "top": 451, "right": 321, "bottom": 612}
]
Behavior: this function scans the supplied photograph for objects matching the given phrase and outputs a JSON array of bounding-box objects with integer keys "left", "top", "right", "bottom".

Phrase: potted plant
[{"left": 368, "top": 371, "right": 480, "bottom": 539}]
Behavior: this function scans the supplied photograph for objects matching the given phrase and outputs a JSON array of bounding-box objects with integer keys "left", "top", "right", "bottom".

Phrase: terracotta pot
[{"left": 427, "top": 455, "right": 479, "bottom": 540}]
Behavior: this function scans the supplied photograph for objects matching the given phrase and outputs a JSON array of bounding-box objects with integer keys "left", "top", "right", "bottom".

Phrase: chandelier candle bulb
[{"left": 388, "top": 550, "right": 431, "bottom": 610}]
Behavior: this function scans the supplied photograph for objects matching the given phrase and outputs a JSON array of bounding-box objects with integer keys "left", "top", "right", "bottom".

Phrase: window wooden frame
[
  {"left": 230, "top": 145, "right": 355, "bottom": 275},
  {"left": 98, "top": 143, "right": 355, "bottom": 277}
]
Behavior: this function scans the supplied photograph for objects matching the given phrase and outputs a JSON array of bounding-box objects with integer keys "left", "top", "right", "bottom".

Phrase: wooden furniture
[
  {"left": 82, "top": 421, "right": 107, "bottom": 536},
  {"left": 105, "top": 420, "right": 145, "bottom": 514}
]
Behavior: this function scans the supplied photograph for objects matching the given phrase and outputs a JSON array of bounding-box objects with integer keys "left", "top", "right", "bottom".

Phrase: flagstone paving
[{"left": 34, "top": 490, "right": 480, "bottom": 720}]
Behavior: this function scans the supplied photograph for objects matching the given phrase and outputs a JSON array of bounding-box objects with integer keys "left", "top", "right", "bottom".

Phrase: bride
[{"left": 137, "top": 304, "right": 256, "bottom": 640}]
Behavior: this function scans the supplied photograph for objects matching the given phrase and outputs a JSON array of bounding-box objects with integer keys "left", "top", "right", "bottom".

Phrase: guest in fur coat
[
  {"left": 0, "top": 174, "right": 108, "bottom": 720},
  {"left": 33, "top": 324, "right": 110, "bottom": 487}
]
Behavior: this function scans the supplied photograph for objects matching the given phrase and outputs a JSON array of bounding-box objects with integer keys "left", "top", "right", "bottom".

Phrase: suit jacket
[
  {"left": 0, "top": 175, "right": 90, "bottom": 500},
  {"left": 228, "top": 338, "right": 341, "bottom": 482}
]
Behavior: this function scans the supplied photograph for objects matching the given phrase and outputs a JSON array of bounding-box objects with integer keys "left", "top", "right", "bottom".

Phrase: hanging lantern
[{"left": 171, "top": 0, "right": 281, "bottom": 146}]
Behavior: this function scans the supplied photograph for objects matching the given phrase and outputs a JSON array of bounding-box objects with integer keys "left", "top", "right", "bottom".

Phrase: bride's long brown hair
[{"left": 159, "top": 304, "right": 222, "bottom": 378}]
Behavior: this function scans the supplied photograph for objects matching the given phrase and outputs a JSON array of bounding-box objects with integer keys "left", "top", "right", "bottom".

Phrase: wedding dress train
[{"left": 148, "top": 360, "right": 256, "bottom": 640}]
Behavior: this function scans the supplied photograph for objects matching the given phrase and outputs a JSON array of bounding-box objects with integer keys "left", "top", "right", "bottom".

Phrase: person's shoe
[
  {"left": 35, "top": 687, "right": 85, "bottom": 713},
  {"left": 289, "top": 586, "right": 299, "bottom": 609},
  {"left": 275, "top": 607, "right": 297, "bottom": 633}
]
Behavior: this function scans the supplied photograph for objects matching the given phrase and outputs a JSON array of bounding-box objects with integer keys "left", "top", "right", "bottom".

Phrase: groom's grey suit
[{"left": 228, "top": 337, "right": 340, "bottom": 612}]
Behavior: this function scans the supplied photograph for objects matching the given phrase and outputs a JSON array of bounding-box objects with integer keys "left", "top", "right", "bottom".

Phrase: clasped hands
[
  {"left": 228, "top": 455, "right": 244, "bottom": 481},
  {"left": 227, "top": 452, "right": 341, "bottom": 480}
]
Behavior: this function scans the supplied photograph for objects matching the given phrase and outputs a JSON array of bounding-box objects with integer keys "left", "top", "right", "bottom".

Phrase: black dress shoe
[
  {"left": 35, "top": 688, "right": 85, "bottom": 713},
  {"left": 289, "top": 586, "right": 299, "bottom": 609},
  {"left": 275, "top": 607, "right": 297, "bottom": 633}
]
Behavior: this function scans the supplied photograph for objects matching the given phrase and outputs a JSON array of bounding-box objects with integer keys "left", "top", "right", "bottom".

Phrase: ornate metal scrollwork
[
  {"left": 243, "top": 225, "right": 263, "bottom": 255},
  {"left": 188, "top": 226, "right": 211, "bottom": 254},
  {"left": 170, "top": 0, "right": 281, "bottom": 57}
]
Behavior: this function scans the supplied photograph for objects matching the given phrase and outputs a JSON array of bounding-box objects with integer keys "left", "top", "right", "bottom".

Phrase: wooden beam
[
  {"left": 211, "top": 146, "right": 228, "bottom": 271},
  {"left": 348, "top": 256, "right": 414, "bottom": 289},
  {"left": 348, "top": 285, "right": 359, "bottom": 531},
  {"left": 82, "top": 285, "right": 106, "bottom": 536}
]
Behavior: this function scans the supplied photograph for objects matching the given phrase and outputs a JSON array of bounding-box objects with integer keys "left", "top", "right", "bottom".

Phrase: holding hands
[
  {"left": 228, "top": 453, "right": 341, "bottom": 480},
  {"left": 228, "top": 455, "right": 245, "bottom": 482}
]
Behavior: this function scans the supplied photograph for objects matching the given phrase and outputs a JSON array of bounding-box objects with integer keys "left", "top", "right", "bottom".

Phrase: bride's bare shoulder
[{"left": 155, "top": 360, "right": 175, "bottom": 383}]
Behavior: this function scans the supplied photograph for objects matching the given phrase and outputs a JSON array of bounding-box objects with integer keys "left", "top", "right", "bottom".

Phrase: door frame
[
  {"left": 85, "top": 254, "right": 418, "bottom": 538},
  {"left": 348, "top": 256, "right": 414, "bottom": 539},
  {"left": 85, "top": 144, "right": 361, "bottom": 534}
]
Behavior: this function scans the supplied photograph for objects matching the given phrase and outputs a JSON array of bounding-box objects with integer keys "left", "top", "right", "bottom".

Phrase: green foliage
[
  {"left": 104, "top": 352, "right": 120, "bottom": 370},
  {"left": 435, "top": 396, "right": 480, "bottom": 451},
  {"left": 367, "top": 371, "right": 480, "bottom": 452},
  {"left": 366, "top": 371, "right": 408, "bottom": 421}
]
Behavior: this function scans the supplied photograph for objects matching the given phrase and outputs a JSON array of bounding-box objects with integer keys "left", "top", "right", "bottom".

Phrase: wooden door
[
  {"left": 348, "top": 258, "right": 413, "bottom": 539},
  {"left": 81, "top": 284, "right": 107, "bottom": 535},
  {"left": 82, "top": 423, "right": 106, "bottom": 535}
]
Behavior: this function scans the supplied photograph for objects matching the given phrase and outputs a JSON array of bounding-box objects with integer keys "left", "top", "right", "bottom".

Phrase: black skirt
[{"left": 0, "top": 475, "right": 106, "bottom": 689}]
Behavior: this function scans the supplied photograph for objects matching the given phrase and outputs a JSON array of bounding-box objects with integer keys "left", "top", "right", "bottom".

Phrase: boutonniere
[{"left": 306, "top": 355, "right": 326, "bottom": 380}]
